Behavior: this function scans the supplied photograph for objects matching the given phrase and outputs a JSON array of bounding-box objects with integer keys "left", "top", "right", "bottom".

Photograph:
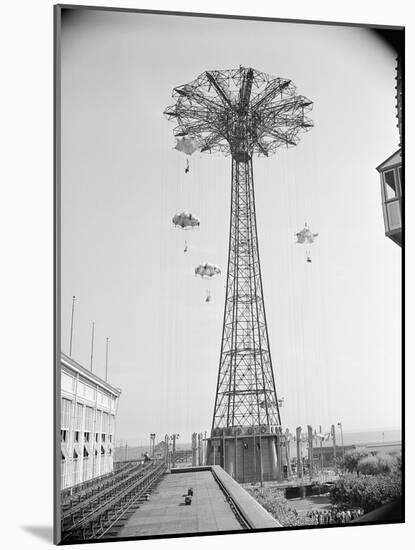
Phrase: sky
[{"left": 60, "top": 8, "right": 402, "bottom": 445}]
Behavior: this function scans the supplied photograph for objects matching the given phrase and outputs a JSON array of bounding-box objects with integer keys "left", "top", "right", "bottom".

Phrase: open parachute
[
  {"left": 174, "top": 136, "right": 199, "bottom": 174},
  {"left": 295, "top": 223, "right": 318, "bottom": 244},
  {"left": 172, "top": 212, "right": 200, "bottom": 229},
  {"left": 295, "top": 222, "right": 318, "bottom": 263},
  {"left": 174, "top": 136, "right": 199, "bottom": 155},
  {"left": 195, "top": 263, "right": 221, "bottom": 303},
  {"left": 195, "top": 263, "right": 221, "bottom": 278}
]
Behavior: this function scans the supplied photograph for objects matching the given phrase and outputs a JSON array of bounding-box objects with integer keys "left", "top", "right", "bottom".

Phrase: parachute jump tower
[{"left": 165, "top": 67, "right": 313, "bottom": 482}]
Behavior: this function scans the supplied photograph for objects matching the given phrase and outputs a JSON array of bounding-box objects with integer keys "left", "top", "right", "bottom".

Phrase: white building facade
[{"left": 60, "top": 353, "right": 121, "bottom": 489}]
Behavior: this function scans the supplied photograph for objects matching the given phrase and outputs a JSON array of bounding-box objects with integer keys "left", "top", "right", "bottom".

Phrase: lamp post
[
  {"left": 164, "top": 434, "right": 169, "bottom": 468},
  {"left": 150, "top": 433, "right": 156, "bottom": 458},
  {"left": 337, "top": 422, "right": 345, "bottom": 466},
  {"left": 331, "top": 424, "right": 337, "bottom": 474},
  {"left": 258, "top": 428, "right": 264, "bottom": 487},
  {"left": 296, "top": 427, "right": 302, "bottom": 479},
  {"left": 171, "top": 434, "right": 179, "bottom": 469},
  {"left": 253, "top": 426, "right": 264, "bottom": 487}
]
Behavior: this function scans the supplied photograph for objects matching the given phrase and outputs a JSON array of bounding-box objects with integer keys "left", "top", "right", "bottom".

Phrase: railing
[
  {"left": 61, "top": 460, "right": 166, "bottom": 541},
  {"left": 61, "top": 463, "right": 142, "bottom": 515}
]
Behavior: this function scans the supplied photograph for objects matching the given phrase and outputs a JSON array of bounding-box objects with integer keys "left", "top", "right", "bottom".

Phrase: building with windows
[
  {"left": 376, "top": 54, "right": 403, "bottom": 246},
  {"left": 60, "top": 353, "right": 122, "bottom": 489},
  {"left": 376, "top": 151, "right": 402, "bottom": 245}
]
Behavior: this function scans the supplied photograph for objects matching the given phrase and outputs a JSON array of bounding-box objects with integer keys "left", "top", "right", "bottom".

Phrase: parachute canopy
[
  {"left": 295, "top": 223, "right": 318, "bottom": 244},
  {"left": 195, "top": 263, "right": 221, "bottom": 278},
  {"left": 174, "top": 136, "right": 198, "bottom": 156},
  {"left": 172, "top": 211, "right": 200, "bottom": 229}
]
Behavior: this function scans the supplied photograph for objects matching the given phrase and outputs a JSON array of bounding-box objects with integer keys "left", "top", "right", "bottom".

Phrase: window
[
  {"left": 74, "top": 403, "right": 84, "bottom": 431},
  {"left": 84, "top": 432, "right": 90, "bottom": 442},
  {"left": 73, "top": 449, "right": 78, "bottom": 459},
  {"left": 61, "top": 398, "right": 72, "bottom": 429},
  {"left": 83, "top": 446, "right": 89, "bottom": 458},
  {"left": 85, "top": 406, "right": 94, "bottom": 432},
  {"left": 109, "top": 415, "right": 115, "bottom": 433},
  {"left": 61, "top": 430, "right": 67, "bottom": 442},
  {"left": 74, "top": 431, "right": 80, "bottom": 443},
  {"left": 384, "top": 170, "right": 397, "bottom": 200},
  {"left": 103, "top": 412, "right": 109, "bottom": 433},
  {"left": 96, "top": 409, "right": 102, "bottom": 437},
  {"left": 95, "top": 433, "right": 99, "bottom": 443},
  {"left": 101, "top": 434, "right": 106, "bottom": 442},
  {"left": 101, "top": 445, "right": 105, "bottom": 455}
]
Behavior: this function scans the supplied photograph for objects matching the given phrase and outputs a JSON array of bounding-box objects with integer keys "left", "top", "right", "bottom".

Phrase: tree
[
  {"left": 358, "top": 453, "right": 396, "bottom": 475},
  {"left": 358, "top": 456, "right": 380, "bottom": 475},
  {"left": 330, "top": 473, "right": 402, "bottom": 513},
  {"left": 340, "top": 449, "right": 370, "bottom": 475}
]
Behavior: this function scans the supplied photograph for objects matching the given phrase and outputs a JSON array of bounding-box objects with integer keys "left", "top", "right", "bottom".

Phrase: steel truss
[
  {"left": 165, "top": 67, "right": 313, "bottom": 436},
  {"left": 212, "top": 157, "right": 281, "bottom": 430}
]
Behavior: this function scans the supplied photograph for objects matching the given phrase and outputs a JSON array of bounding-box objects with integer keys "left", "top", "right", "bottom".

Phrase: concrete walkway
[{"left": 116, "top": 470, "right": 243, "bottom": 537}]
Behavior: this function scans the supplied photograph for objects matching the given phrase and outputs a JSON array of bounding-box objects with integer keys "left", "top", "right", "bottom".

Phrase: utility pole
[
  {"left": 337, "top": 422, "right": 345, "bottom": 466},
  {"left": 285, "top": 428, "right": 292, "bottom": 477},
  {"left": 296, "top": 427, "right": 302, "bottom": 479},
  {"left": 307, "top": 425, "right": 314, "bottom": 480},
  {"left": 331, "top": 424, "right": 337, "bottom": 473}
]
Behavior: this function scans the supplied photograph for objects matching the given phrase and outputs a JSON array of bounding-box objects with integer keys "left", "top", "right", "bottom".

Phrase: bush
[
  {"left": 245, "top": 486, "right": 314, "bottom": 527},
  {"left": 358, "top": 456, "right": 382, "bottom": 475},
  {"left": 358, "top": 453, "right": 396, "bottom": 475},
  {"left": 340, "top": 449, "right": 370, "bottom": 474},
  {"left": 329, "top": 473, "right": 401, "bottom": 513}
]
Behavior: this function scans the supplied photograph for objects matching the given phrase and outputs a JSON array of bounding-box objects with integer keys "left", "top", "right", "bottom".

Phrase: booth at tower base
[{"left": 206, "top": 426, "right": 286, "bottom": 483}]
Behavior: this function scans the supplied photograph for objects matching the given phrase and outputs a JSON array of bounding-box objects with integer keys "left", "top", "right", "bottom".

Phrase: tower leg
[{"left": 208, "top": 156, "right": 282, "bottom": 483}]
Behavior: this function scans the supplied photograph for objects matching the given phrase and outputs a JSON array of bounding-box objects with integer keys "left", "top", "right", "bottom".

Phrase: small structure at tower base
[{"left": 206, "top": 427, "right": 288, "bottom": 483}]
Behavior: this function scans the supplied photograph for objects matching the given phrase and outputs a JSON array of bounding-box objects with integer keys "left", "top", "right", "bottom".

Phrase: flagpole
[
  {"left": 105, "top": 337, "right": 109, "bottom": 382},
  {"left": 90, "top": 322, "right": 95, "bottom": 372},
  {"left": 69, "top": 296, "right": 75, "bottom": 357}
]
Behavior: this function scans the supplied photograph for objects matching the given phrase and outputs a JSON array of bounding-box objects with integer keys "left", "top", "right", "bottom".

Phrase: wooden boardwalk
[{"left": 116, "top": 470, "right": 243, "bottom": 537}]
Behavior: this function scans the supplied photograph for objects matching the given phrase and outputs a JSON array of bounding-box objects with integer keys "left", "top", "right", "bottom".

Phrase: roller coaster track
[{"left": 61, "top": 460, "right": 166, "bottom": 541}]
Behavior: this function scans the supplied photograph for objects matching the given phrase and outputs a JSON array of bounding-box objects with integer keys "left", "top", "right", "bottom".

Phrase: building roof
[
  {"left": 61, "top": 352, "right": 122, "bottom": 397},
  {"left": 376, "top": 149, "right": 401, "bottom": 172}
]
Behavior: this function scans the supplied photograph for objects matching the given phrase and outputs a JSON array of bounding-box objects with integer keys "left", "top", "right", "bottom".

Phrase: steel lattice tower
[{"left": 165, "top": 67, "right": 313, "bottom": 481}]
